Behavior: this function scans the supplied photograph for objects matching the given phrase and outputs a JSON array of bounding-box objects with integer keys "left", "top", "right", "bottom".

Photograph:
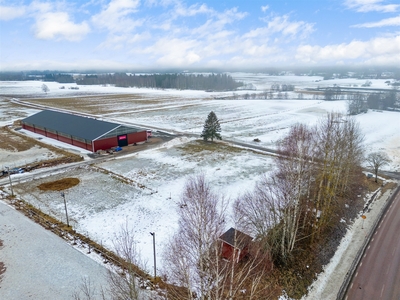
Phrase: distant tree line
[
  {"left": 75, "top": 73, "right": 243, "bottom": 91},
  {"left": 347, "top": 90, "right": 399, "bottom": 114},
  {"left": 0, "top": 72, "right": 243, "bottom": 91},
  {"left": 43, "top": 73, "right": 75, "bottom": 83},
  {"left": 0, "top": 72, "right": 74, "bottom": 82}
]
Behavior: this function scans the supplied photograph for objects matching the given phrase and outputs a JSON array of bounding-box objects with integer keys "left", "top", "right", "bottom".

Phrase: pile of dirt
[{"left": 37, "top": 178, "right": 80, "bottom": 191}]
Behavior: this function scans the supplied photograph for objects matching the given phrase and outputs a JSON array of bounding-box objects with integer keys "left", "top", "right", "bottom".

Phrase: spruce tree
[{"left": 201, "top": 111, "right": 222, "bottom": 142}]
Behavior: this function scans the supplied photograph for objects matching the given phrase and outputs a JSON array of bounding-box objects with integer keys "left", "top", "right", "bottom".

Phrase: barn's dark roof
[
  {"left": 219, "top": 228, "right": 253, "bottom": 249},
  {"left": 22, "top": 110, "right": 121, "bottom": 141}
]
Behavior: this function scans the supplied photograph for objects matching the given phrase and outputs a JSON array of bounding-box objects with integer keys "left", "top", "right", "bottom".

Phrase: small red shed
[{"left": 219, "top": 227, "right": 253, "bottom": 263}]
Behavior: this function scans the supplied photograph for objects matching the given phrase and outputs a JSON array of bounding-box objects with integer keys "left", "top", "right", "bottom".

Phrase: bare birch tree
[
  {"left": 163, "top": 174, "right": 227, "bottom": 299},
  {"left": 105, "top": 222, "right": 145, "bottom": 300},
  {"left": 164, "top": 174, "right": 275, "bottom": 299},
  {"left": 73, "top": 222, "right": 146, "bottom": 300}
]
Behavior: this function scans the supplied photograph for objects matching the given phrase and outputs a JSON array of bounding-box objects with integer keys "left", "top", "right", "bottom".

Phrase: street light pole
[
  {"left": 150, "top": 232, "right": 156, "bottom": 278},
  {"left": 60, "top": 192, "right": 70, "bottom": 227},
  {"left": 6, "top": 167, "right": 14, "bottom": 196}
]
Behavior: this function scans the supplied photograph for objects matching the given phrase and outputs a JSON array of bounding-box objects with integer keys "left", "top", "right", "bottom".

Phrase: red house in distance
[{"left": 219, "top": 227, "right": 253, "bottom": 263}]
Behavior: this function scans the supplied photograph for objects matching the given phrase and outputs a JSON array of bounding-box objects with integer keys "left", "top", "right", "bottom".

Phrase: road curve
[{"left": 345, "top": 188, "right": 400, "bottom": 300}]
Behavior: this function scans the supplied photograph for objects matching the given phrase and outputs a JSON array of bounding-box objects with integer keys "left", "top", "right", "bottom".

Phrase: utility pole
[
  {"left": 150, "top": 232, "right": 156, "bottom": 278},
  {"left": 6, "top": 167, "right": 13, "bottom": 196},
  {"left": 60, "top": 192, "right": 69, "bottom": 227}
]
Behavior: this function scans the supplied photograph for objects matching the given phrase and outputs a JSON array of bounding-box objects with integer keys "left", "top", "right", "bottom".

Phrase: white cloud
[
  {"left": 295, "top": 35, "right": 400, "bottom": 65},
  {"left": 33, "top": 11, "right": 90, "bottom": 41},
  {"left": 174, "top": 3, "right": 212, "bottom": 16},
  {"left": 0, "top": 5, "right": 27, "bottom": 20},
  {"left": 244, "top": 14, "right": 314, "bottom": 39},
  {"left": 352, "top": 15, "right": 400, "bottom": 27},
  {"left": 91, "top": 0, "right": 142, "bottom": 33},
  {"left": 140, "top": 37, "right": 201, "bottom": 66},
  {"left": 261, "top": 5, "right": 269, "bottom": 12},
  {"left": 189, "top": 8, "right": 246, "bottom": 39},
  {"left": 345, "top": 0, "right": 400, "bottom": 13}
]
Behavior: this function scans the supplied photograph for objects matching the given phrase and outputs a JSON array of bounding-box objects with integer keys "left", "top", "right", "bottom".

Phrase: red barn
[
  {"left": 219, "top": 228, "right": 253, "bottom": 263},
  {"left": 21, "top": 110, "right": 148, "bottom": 152}
]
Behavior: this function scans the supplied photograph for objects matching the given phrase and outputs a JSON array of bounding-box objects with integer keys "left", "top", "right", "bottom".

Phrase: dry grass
[
  {"left": 37, "top": 178, "right": 80, "bottom": 191},
  {"left": 381, "top": 181, "right": 398, "bottom": 194},
  {"left": 0, "top": 125, "right": 83, "bottom": 167},
  {"left": 364, "top": 176, "right": 382, "bottom": 192},
  {"left": 21, "top": 93, "right": 194, "bottom": 115},
  {"left": 178, "top": 140, "right": 244, "bottom": 154},
  {"left": 0, "top": 126, "right": 37, "bottom": 152}
]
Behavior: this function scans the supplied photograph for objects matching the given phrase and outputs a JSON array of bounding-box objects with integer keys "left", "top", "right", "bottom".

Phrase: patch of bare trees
[
  {"left": 347, "top": 92, "right": 368, "bottom": 115},
  {"left": 75, "top": 73, "right": 242, "bottom": 91},
  {"left": 234, "top": 113, "right": 365, "bottom": 266},
  {"left": 163, "top": 174, "right": 274, "bottom": 300},
  {"left": 73, "top": 222, "right": 148, "bottom": 300}
]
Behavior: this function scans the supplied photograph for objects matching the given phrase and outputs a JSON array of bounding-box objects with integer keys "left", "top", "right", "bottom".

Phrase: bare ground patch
[
  {"left": 0, "top": 126, "right": 37, "bottom": 152},
  {"left": 0, "top": 125, "right": 83, "bottom": 170},
  {"left": 37, "top": 178, "right": 80, "bottom": 191},
  {"left": 20, "top": 94, "right": 196, "bottom": 115}
]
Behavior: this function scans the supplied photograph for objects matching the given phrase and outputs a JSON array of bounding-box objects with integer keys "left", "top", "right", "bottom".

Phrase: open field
[
  {"left": 1, "top": 76, "right": 399, "bottom": 296},
  {"left": 10, "top": 137, "right": 274, "bottom": 272}
]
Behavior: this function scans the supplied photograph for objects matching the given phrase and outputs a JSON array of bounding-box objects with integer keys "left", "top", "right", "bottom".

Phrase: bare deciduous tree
[
  {"left": 163, "top": 174, "right": 227, "bottom": 299},
  {"left": 366, "top": 152, "right": 391, "bottom": 183},
  {"left": 42, "top": 83, "right": 49, "bottom": 93},
  {"left": 73, "top": 222, "right": 147, "bottom": 300},
  {"left": 164, "top": 174, "right": 274, "bottom": 299}
]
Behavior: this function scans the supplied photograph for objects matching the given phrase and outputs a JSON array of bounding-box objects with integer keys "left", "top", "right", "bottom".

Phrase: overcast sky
[{"left": 1, "top": 0, "right": 399, "bottom": 71}]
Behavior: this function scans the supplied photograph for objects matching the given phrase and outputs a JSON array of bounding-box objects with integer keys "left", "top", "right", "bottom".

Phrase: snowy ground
[
  {"left": 1, "top": 75, "right": 399, "bottom": 296},
  {"left": 9, "top": 137, "right": 275, "bottom": 272},
  {"left": 0, "top": 198, "right": 110, "bottom": 300}
]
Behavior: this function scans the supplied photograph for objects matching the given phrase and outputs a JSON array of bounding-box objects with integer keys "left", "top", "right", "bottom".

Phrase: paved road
[
  {"left": 0, "top": 200, "right": 110, "bottom": 300},
  {"left": 345, "top": 189, "right": 400, "bottom": 300}
]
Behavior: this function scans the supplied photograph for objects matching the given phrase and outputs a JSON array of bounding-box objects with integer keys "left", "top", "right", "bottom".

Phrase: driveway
[{"left": 0, "top": 199, "right": 110, "bottom": 300}]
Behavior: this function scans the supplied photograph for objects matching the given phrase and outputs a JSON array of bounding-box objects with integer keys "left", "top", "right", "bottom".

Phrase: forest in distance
[{"left": 0, "top": 72, "right": 244, "bottom": 91}]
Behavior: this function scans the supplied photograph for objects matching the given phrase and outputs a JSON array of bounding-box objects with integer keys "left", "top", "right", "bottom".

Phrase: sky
[{"left": 0, "top": 0, "right": 399, "bottom": 71}]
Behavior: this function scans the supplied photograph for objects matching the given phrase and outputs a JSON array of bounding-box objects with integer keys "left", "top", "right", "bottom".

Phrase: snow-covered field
[{"left": 1, "top": 75, "right": 399, "bottom": 291}]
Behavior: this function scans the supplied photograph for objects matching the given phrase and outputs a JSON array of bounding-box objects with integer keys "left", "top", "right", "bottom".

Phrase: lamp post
[
  {"left": 150, "top": 232, "right": 156, "bottom": 278},
  {"left": 5, "top": 167, "right": 14, "bottom": 196},
  {"left": 60, "top": 192, "right": 69, "bottom": 227}
]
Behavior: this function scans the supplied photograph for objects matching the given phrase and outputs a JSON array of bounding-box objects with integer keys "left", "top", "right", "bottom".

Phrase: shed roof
[
  {"left": 219, "top": 227, "right": 253, "bottom": 249},
  {"left": 22, "top": 110, "right": 121, "bottom": 141}
]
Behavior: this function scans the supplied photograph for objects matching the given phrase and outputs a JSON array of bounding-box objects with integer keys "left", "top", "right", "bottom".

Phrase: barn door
[{"left": 118, "top": 134, "right": 128, "bottom": 147}]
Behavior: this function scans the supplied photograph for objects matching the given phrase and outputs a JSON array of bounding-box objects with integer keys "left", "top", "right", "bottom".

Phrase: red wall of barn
[
  {"left": 72, "top": 139, "right": 87, "bottom": 149},
  {"left": 23, "top": 123, "right": 147, "bottom": 152},
  {"left": 128, "top": 131, "right": 148, "bottom": 144},
  {"left": 46, "top": 132, "right": 58, "bottom": 139},
  {"left": 93, "top": 136, "right": 117, "bottom": 152},
  {"left": 22, "top": 124, "right": 33, "bottom": 131},
  {"left": 58, "top": 135, "right": 73, "bottom": 145},
  {"left": 34, "top": 128, "right": 46, "bottom": 136}
]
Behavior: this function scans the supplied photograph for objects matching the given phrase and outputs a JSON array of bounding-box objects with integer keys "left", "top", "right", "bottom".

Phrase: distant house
[{"left": 219, "top": 227, "right": 253, "bottom": 263}]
